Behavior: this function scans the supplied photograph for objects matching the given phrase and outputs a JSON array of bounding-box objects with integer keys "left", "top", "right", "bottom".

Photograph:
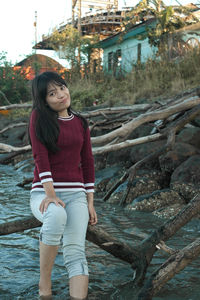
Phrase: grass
[{"left": 67, "top": 48, "right": 200, "bottom": 110}]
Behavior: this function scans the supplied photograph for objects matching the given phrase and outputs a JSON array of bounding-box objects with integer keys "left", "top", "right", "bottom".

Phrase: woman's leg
[
  {"left": 30, "top": 192, "right": 67, "bottom": 296},
  {"left": 39, "top": 242, "right": 59, "bottom": 296},
  {"left": 62, "top": 192, "right": 89, "bottom": 299}
]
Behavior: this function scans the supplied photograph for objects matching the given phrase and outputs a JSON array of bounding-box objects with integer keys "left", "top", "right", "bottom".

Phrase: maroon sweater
[{"left": 29, "top": 110, "right": 95, "bottom": 193}]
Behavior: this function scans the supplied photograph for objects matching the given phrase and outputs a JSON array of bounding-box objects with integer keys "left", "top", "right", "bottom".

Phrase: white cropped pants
[{"left": 30, "top": 191, "right": 89, "bottom": 279}]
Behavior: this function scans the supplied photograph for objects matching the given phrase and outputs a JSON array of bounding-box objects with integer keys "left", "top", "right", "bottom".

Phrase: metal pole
[{"left": 34, "top": 11, "right": 37, "bottom": 54}]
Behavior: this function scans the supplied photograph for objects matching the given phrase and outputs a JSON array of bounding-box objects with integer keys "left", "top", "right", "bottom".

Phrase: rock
[
  {"left": 94, "top": 153, "right": 107, "bottom": 171},
  {"left": 125, "top": 176, "right": 161, "bottom": 204},
  {"left": 126, "top": 189, "right": 185, "bottom": 212},
  {"left": 159, "top": 142, "right": 199, "bottom": 173},
  {"left": 106, "top": 147, "right": 132, "bottom": 168},
  {"left": 95, "top": 165, "right": 122, "bottom": 194},
  {"left": 152, "top": 203, "right": 185, "bottom": 219},
  {"left": 1, "top": 126, "right": 27, "bottom": 146},
  {"left": 170, "top": 155, "right": 200, "bottom": 202},
  {"left": 108, "top": 170, "right": 168, "bottom": 204},
  {"left": 176, "top": 127, "right": 200, "bottom": 149},
  {"left": 130, "top": 140, "right": 166, "bottom": 169},
  {"left": 171, "top": 155, "right": 200, "bottom": 185},
  {"left": 108, "top": 181, "right": 128, "bottom": 204}
]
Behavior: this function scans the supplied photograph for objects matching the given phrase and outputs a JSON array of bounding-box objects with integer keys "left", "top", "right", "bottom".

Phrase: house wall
[{"left": 103, "top": 37, "right": 157, "bottom": 74}]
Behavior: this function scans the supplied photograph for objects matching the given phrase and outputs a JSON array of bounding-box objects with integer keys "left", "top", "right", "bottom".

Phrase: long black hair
[{"left": 29, "top": 71, "right": 88, "bottom": 153}]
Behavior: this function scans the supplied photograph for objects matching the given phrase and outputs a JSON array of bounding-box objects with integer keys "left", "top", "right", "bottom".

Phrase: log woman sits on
[{"left": 29, "top": 71, "right": 97, "bottom": 299}]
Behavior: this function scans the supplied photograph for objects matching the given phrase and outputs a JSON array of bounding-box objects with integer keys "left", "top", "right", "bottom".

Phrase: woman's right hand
[{"left": 39, "top": 196, "right": 65, "bottom": 214}]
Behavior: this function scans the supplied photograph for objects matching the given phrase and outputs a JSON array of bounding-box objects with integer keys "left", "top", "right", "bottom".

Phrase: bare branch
[
  {"left": 92, "top": 133, "right": 163, "bottom": 155},
  {"left": 0, "top": 103, "right": 32, "bottom": 110},
  {"left": 0, "top": 143, "right": 31, "bottom": 153},
  {"left": 138, "top": 238, "right": 200, "bottom": 299},
  {"left": 91, "top": 96, "right": 200, "bottom": 146},
  {"left": 0, "top": 122, "right": 27, "bottom": 134}
]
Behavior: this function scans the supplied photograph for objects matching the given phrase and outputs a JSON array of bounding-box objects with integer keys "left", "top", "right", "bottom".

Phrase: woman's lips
[{"left": 60, "top": 98, "right": 67, "bottom": 104}]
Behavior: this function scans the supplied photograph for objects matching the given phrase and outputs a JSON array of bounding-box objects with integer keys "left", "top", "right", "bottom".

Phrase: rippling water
[{"left": 0, "top": 163, "right": 200, "bottom": 299}]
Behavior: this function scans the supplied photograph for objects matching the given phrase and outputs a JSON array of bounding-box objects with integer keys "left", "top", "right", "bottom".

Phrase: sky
[{"left": 0, "top": 0, "right": 197, "bottom": 66}]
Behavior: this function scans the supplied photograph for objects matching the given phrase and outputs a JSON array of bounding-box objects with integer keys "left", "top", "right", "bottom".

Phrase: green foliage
[
  {"left": 48, "top": 25, "right": 98, "bottom": 72},
  {"left": 123, "top": 0, "right": 197, "bottom": 56},
  {"left": 0, "top": 52, "right": 30, "bottom": 105}
]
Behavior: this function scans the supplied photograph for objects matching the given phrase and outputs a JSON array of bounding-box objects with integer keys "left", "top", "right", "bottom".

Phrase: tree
[
  {"left": 123, "top": 0, "right": 198, "bottom": 57},
  {"left": 0, "top": 52, "right": 30, "bottom": 104},
  {"left": 48, "top": 25, "right": 98, "bottom": 74}
]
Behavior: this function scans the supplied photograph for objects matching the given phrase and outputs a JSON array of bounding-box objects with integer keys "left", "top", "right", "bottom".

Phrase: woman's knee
[
  {"left": 40, "top": 204, "right": 67, "bottom": 245},
  {"left": 44, "top": 203, "right": 67, "bottom": 228}
]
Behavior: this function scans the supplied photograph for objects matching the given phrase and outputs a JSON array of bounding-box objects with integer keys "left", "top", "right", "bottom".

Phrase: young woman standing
[{"left": 29, "top": 72, "right": 97, "bottom": 299}]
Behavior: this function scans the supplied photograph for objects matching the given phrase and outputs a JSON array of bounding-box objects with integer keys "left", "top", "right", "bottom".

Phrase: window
[
  {"left": 137, "top": 43, "right": 141, "bottom": 64},
  {"left": 116, "top": 49, "right": 122, "bottom": 67},
  {"left": 108, "top": 52, "right": 113, "bottom": 71}
]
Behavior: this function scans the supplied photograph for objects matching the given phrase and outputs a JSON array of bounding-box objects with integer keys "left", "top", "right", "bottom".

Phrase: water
[{"left": 0, "top": 163, "right": 200, "bottom": 299}]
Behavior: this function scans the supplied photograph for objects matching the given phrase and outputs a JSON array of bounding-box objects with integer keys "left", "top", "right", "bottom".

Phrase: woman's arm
[
  {"left": 87, "top": 192, "right": 97, "bottom": 225},
  {"left": 30, "top": 111, "right": 65, "bottom": 213},
  {"left": 80, "top": 126, "right": 97, "bottom": 225},
  {"left": 29, "top": 110, "right": 53, "bottom": 183}
]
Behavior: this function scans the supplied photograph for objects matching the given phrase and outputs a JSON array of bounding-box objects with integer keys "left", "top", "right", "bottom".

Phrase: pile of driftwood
[{"left": 1, "top": 87, "right": 200, "bottom": 299}]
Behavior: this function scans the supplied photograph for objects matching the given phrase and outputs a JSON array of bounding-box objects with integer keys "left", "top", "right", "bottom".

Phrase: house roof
[
  {"left": 97, "top": 18, "right": 156, "bottom": 49},
  {"left": 16, "top": 54, "right": 64, "bottom": 68}
]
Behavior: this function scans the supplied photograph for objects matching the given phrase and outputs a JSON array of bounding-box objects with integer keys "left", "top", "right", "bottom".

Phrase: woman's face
[{"left": 46, "top": 82, "right": 71, "bottom": 116}]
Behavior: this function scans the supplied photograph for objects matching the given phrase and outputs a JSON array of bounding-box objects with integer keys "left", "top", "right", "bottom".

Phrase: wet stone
[{"left": 126, "top": 189, "right": 185, "bottom": 212}]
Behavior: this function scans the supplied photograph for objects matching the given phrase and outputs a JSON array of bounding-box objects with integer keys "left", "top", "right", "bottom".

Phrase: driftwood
[
  {"left": 0, "top": 150, "right": 31, "bottom": 165},
  {"left": 91, "top": 96, "right": 200, "bottom": 146},
  {"left": 138, "top": 237, "right": 200, "bottom": 299},
  {"left": 1, "top": 97, "right": 200, "bottom": 156},
  {"left": 1, "top": 194, "right": 200, "bottom": 299},
  {"left": 0, "top": 122, "right": 27, "bottom": 134},
  {"left": 103, "top": 104, "right": 200, "bottom": 203},
  {"left": 0, "top": 143, "right": 31, "bottom": 153},
  {"left": 82, "top": 104, "right": 153, "bottom": 118},
  {"left": 0, "top": 103, "right": 32, "bottom": 110}
]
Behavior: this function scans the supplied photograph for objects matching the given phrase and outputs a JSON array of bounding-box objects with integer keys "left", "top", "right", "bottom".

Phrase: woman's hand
[
  {"left": 39, "top": 196, "right": 65, "bottom": 214},
  {"left": 88, "top": 202, "right": 98, "bottom": 225}
]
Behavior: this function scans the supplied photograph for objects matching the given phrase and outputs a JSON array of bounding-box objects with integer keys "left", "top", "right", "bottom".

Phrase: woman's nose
[{"left": 57, "top": 91, "right": 64, "bottom": 98}]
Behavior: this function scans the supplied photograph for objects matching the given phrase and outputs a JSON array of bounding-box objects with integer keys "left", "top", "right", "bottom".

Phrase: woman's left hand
[{"left": 88, "top": 202, "right": 98, "bottom": 225}]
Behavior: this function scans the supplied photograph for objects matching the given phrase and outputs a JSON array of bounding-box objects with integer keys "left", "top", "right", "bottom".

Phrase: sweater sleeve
[
  {"left": 29, "top": 110, "right": 53, "bottom": 184},
  {"left": 81, "top": 127, "right": 95, "bottom": 193}
]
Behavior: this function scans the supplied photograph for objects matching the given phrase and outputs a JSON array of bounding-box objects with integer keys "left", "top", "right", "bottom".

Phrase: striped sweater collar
[{"left": 58, "top": 113, "right": 74, "bottom": 121}]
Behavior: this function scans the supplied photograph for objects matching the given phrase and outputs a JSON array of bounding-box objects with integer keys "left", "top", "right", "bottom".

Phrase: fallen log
[
  {"left": 82, "top": 104, "right": 153, "bottom": 118},
  {"left": 0, "top": 122, "right": 27, "bottom": 134},
  {"left": 133, "top": 194, "right": 200, "bottom": 285},
  {"left": 0, "top": 216, "right": 139, "bottom": 265},
  {"left": 91, "top": 96, "right": 200, "bottom": 146},
  {"left": 138, "top": 237, "right": 200, "bottom": 299},
  {"left": 1, "top": 194, "right": 200, "bottom": 288},
  {"left": 103, "top": 104, "right": 200, "bottom": 203},
  {"left": 93, "top": 133, "right": 163, "bottom": 155},
  {"left": 0, "top": 143, "right": 31, "bottom": 153},
  {"left": 0, "top": 103, "right": 32, "bottom": 110}
]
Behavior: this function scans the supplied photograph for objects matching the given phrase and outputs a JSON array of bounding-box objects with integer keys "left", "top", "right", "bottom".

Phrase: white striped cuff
[
  {"left": 84, "top": 183, "right": 94, "bottom": 193},
  {"left": 39, "top": 171, "right": 53, "bottom": 183}
]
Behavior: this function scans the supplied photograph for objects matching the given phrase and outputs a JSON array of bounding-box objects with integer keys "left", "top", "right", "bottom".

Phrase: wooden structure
[{"left": 33, "top": 1, "right": 130, "bottom": 73}]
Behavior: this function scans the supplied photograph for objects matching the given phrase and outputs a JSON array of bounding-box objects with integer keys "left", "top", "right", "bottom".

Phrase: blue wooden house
[
  {"left": 98, "top": 18, "right": 157, "bottom": 76},
  {"left": 98, "top": 16, "right": 200, "bottom": 76}
]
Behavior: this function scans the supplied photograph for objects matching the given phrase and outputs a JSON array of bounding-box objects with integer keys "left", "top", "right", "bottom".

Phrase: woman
[{"left": 29, "top": 71, "right": 97, "bottom": 300}]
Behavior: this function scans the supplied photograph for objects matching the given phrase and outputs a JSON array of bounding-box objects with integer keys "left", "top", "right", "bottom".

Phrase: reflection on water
[{"left": 0, "top": 164, "right": 200, "bottom": 299}]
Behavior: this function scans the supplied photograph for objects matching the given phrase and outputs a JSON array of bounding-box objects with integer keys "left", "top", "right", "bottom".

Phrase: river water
[{"left": 0, "top": 163, "right": 200, "bottom": 300}]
